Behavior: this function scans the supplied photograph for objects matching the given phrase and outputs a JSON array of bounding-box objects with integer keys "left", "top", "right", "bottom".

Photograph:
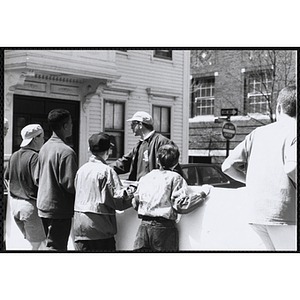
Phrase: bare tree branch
[{"left": 191, "top": 50, "right": 296, "bottom": 124}]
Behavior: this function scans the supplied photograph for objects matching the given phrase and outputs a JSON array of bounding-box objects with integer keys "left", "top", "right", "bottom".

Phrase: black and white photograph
[
  {"left": 0, "top": 4, "right": 299, "bottom": 299},
  {"left": 2, "top": 48, "right": 297, "bottom": 252}
]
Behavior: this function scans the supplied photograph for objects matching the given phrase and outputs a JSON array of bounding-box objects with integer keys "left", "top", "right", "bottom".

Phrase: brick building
[{"left": 189, "top": 49, "right": 297, "bottom": 164}]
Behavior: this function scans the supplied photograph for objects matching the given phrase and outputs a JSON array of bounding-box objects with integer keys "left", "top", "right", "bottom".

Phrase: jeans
[
  {"left": 42, "top": 218, "right": 72, "bottom": 251},
  {"left": 133, "top": 217, "right": 179, "bottom": 252}
]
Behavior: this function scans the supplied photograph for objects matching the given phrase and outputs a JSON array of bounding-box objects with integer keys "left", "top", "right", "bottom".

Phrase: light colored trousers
[{"left": 250, "top": 223, "right": 297, "bottom": 251}]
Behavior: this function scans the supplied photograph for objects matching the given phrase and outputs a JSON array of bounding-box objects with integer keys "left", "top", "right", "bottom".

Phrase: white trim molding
[{"left": 146, "top": 87, "right": 180, "bottom": 102}]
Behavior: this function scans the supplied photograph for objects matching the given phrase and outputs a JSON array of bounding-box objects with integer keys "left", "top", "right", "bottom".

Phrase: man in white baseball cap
[
  {"left": 112, "top": 111, "right": 183, "bottom": 181},
  {"left": 5, "top": 124, "right": 46, "bottom": 250},
  {"left": 20, "top": 124, "right": 44, "bottom": 147},
  {"left": 126, "top": 111, "right": 153, "bottom": 126}
]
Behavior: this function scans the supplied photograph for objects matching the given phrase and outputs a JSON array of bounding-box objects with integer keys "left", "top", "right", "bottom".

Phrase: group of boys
[
  {"left": 5, "top": 109, "right": 211, "bottom": 252},
  {"left": 5, "top": 85, "right": 296, "bottom": 252}
]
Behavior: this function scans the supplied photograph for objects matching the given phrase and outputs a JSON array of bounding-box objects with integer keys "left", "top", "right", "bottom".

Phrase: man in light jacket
[
  {"left": 73, "top": 133, "right": 135, "bottom": 251},
  {"left": 222, "top": 86, "right": 297, "bottom": 251}
]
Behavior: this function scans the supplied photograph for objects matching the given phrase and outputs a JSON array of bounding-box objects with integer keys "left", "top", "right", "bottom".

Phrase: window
[
  {"left": 104, "top": 101, "right": 125, "bottom": 159},
  {"left": 181, "top": 165, "right": 228, "bottom": 185},
  {"left": 246, "top": 71, "right": 272, "bottom": 114},
  {"left": 182, "top": 166, "right": 197, "bottom": 185},
  {"left": 152, "top": 106, "right": 171, "bottom": 139},
  {"left": 193, "top": 78, "right": 215, "bottom": 116},
  {"left": 199, "top": 166, "right": 228, "bottom": 185},
  {"left": 154, "top": 50, "right": 172, "bottom": 60}
]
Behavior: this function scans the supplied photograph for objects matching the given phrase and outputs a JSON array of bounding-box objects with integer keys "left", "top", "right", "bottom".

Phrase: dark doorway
[{"left": 13, "top": 95, "right": 80, "bottom": 155}]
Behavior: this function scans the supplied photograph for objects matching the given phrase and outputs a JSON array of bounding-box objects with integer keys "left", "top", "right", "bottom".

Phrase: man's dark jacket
[{"left": 112, "top": 132, "right": 183, "bottom": 181}]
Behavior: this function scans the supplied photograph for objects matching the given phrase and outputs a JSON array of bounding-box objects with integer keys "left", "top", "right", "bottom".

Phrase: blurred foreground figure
[
  {"left": 3, "top": 118, "right": 9, "bottom": 250},
  {"left": 5, "top": 124, "right": 46, "bottom": 250},
  {"left": 222, "top": 86, "right": 297, "bottom": 251},
  {"left": 4, "top": 118, "right": 9, "bottom": 137}
]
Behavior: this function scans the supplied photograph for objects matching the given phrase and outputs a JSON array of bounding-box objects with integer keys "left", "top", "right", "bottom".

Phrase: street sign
[
  {"left": 222, "top": 122, "right": 236, "bottom": 140},
  {"left": 221, "top": 108, "right": 238, "bottom": 116}
]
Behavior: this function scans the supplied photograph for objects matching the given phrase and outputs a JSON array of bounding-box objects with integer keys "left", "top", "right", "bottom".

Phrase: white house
[{"left": 4, "top": 49, "right": 190, "bottom": 167}]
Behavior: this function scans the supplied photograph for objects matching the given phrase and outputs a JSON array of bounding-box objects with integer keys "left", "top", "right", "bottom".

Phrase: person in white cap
[
  {"left": 5, "top": 124, "right": 46, "bottom": 250},
  {"left": 112, "top": 111, "right": 183, "bottom": 181}
]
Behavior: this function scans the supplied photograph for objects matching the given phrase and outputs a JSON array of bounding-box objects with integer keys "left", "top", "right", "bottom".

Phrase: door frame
[{"left": 13, "top": 94, "right": 80, "bottom": 156}]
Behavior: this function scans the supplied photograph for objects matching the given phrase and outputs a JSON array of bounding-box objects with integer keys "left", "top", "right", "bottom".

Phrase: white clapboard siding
[
  {"left": 88, "top": 96, "right": 103, "bottom": 136},
  {"left": 114, "top": 50, "right": 187, "bottom": 161}
]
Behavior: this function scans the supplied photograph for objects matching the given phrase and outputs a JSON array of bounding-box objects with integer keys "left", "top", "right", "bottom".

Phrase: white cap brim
[
  {"left": 127, "top": 117, "right": 142, "bottom": 122},
  {"left": 20, "top": 138, "right": 33, "bottom": 147}
]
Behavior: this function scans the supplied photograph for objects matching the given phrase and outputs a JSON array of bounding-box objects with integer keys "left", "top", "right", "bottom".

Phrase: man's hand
[
  {"left": 127, "top": 185, "right": 137, "bottom": 195},
  {"left": 199, "top": 184, "right": 213, "bottom": 197}
]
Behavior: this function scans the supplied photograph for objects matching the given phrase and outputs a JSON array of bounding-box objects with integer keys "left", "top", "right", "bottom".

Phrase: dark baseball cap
[{"left": 88, "top": 133, "right": 114, "bottom": 153}]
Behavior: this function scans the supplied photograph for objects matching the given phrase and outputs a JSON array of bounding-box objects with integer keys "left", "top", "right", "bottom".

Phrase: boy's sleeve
[
  {"left": 59, "top": 152, "right": 78, "bottom": 194},
  {"left": 171, "top": 176, "right": 210, "bottom": 214},
  {"left": 33, "top": 158, "right": 40, "bottom": 186},
  {"left": 131, "top": 185, "right": 140, "bottom": 211},
  {"left": 102, "top": 168, "right": 134, "bottom": 211},
  {"left": 29, "top": 153, "right": 39, "bottom": 186},
  {"left": 111, "top": 148, "right": 134, "bottom": 175}
]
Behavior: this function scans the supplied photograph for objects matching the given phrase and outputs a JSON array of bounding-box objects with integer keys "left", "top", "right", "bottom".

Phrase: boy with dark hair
[
  {"left": 132, "top": 144, "right": 212, "bottom": 252},
  {"left": 73, "top": 133, "right": 135, "bottom": 251},
  {"left": 36, "top": 108, "right": 77, "bottom": 251},
  {"left": 47, "top": 109, "right": 72, "bottom": 131}
]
